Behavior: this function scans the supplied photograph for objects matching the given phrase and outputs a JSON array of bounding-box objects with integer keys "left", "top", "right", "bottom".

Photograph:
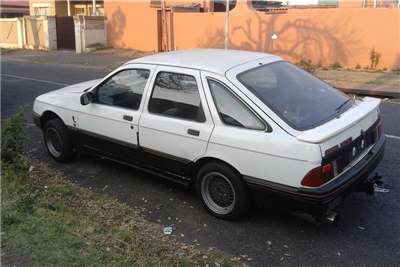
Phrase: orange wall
[
  {"left": 339, "top": 0, "right": 363, "bottom": 8},
  {"left": 105, "top": 1, "right": 400, "bottom": 69},
  {"left": 104, "top": 1, "right": 159, "bottom": 52}
]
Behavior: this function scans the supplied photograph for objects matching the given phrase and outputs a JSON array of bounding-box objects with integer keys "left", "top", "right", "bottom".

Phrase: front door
[
  {"left": 78, "top": 65, "right": 155, "bottom": 163},
  {"left": 139, "top": 66, "right": 214, "bottom": 178}
]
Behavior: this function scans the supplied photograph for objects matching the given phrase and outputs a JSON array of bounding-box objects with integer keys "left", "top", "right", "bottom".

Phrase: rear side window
[
  {"left": 208, "top": 79, "right": 265, "bottom": 130},
  {"left": 148, "top": 72, "right": 205, "bottom": 122},
  {"left": 95, "top": 69, "right": 150, "bottom": 110}
]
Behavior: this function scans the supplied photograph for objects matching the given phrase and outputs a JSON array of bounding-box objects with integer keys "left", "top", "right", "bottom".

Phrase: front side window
[
  {"left": 208, "top": 79, "right": 265, "bottom": 130},
  {"left": 95, "top": 69, "right": 150, "bottom": 110},
  {"left": 148, "top": 72, "right": 205, "bottom": 122},
  {"left": 237, "top": 61, "right": 351, "bottom": 130}
]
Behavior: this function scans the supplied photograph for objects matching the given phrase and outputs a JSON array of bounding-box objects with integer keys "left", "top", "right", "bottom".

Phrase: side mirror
[{"left": 80, "top": 92, "right": 93, "bottom": 105}]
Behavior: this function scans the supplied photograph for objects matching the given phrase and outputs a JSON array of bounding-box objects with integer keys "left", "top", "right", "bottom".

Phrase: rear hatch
[{"left": 297, "top": 97, "right": 382, "bottom": 177}]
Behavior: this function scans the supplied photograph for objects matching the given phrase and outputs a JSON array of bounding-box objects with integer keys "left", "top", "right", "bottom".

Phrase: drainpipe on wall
[
  {"left": 74, "top": 16, "right": 84, "bottom": 53},
  {"left": 224, "top": 0, "right": 229, "bottom": 49},
  {"left": 67, "top": 0, "right": 71, "bottom": 16},
  {"left": 92, "top": 0, "right": 97, "bottom": 16}
]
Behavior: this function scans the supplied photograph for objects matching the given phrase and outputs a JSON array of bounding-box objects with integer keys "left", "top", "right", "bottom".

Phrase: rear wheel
[
  {"left": 196, "top": 162, "right": 250, "bottom": 219},
  {"left": 43, "top": 118, "right": 75, "bottom": 162}
]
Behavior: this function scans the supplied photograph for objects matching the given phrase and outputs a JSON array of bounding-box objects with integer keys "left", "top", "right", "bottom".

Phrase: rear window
[{"left": 237, "top": 61, "right": 351, "bottom": 131}]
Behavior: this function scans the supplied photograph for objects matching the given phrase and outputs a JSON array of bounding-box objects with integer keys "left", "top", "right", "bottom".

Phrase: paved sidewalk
[
  {"left": 1, "top": 49, "right": 149, "bottom": 71},
  {"left": 2, "top": 49, "right": 399, "bottom": 98},
  {"left": 316, "top": 69, "right": 400, "bottom": 99}
]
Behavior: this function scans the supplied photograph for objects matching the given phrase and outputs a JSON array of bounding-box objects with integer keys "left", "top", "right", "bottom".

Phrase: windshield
[{"left": 237, "top": 61, "right": 351, "bottom": 131}]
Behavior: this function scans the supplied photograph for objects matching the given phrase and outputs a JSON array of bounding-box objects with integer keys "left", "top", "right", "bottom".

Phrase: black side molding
[{"left": 32, "top": 112, "right": 41, "bottom": 129}]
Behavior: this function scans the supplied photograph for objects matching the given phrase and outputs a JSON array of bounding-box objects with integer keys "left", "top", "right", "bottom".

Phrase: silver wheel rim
[
  {"left": 201, "top": 171, "right": 236, "bottom": 215},
  {"left": 45, "top": 128, "right": 63, "bottom": 158}
]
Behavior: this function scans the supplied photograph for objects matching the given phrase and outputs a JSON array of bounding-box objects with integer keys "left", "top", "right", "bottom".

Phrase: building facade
[
  {"left": 0, "top": 0, "right": 29, "bottom": 18},
  {"left": 103, "top": 0, "right": 400, "bottom": 70},
  {"left": 29, "top": 0, "right": 104, "bottom": 16}
]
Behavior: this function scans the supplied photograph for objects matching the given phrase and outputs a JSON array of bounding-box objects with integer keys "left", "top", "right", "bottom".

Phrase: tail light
[
  {"left": 302, "top": 118, "right": 381, "bottom": 188},
  {"left": 301, "top": 163, "right": 334, "bottom": 187}
]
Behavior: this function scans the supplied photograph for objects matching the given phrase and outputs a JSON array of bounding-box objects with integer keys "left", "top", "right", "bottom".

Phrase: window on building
[
  {"left": 149, "top": 72, "right": 206, "bottom": 122},
  {"left": 363, "top": 0, "right": 398, "bottom": 8},
  {"left": 212, "top": 0, "right": 237, "bottom": 12},
  {"left": 315, "top": 0, "right": 338, "bottom": 7},
  {"left": 249, "top": 0, "right": 338, "bottom": 11},
  {"left": 89, "top": 5, "right": 104, "bottom": 15},
  {"left": 96, "top": 6, "right": 104, "bottom": 15},
  {"left": 250, "top": 0, "right": 283, "bottom": 11},
  {"left": 34, "top": 6, "right": 49, "bottom": 16},
  {"left": 75, "top": 4, "right": 104, "bottom": 16},
  {"left": 74, "top": 5, "right": 86, "bottom": 15}
]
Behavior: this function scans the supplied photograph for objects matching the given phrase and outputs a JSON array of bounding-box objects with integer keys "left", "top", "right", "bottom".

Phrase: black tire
[
  {"left": 43, "top": 118, "right": 75, "bottom": 163},
  {"left": 196, "top": 161, "right": 250, "bottom": 220}
]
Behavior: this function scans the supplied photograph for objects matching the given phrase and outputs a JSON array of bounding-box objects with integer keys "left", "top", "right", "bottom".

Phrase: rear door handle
[
  {"left": 123, "top": 115, "right": 133, "bottom": 121},
  {"left": 187, "top": 129, "right": 200, "bottom": 136}
]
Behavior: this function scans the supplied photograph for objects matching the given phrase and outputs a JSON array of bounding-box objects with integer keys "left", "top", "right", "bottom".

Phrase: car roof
[{"left": 126, "top": 49, "right": 276, "bottom": 75}]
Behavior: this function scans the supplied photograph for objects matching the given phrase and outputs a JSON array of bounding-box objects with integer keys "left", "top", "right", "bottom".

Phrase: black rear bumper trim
[{"left": 245, "top": 135, "right": 385, "bottom": 206}]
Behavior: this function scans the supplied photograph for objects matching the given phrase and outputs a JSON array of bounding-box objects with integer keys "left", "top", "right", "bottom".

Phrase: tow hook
[{"left": 362, "top": 173, "right": 385, "bottom": 194}]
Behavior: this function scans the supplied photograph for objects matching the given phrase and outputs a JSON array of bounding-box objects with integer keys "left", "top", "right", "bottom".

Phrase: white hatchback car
[{"left": 33, "top": 49, "right": 385, "bottom": 220}]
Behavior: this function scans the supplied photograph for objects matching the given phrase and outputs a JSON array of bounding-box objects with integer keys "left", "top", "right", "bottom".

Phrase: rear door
[{"left": 138, "top": 66, "right": 214, "bottom": 178}]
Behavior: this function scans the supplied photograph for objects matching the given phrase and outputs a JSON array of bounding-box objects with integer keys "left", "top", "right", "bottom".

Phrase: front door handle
[
  {"left": 187, "top": 129, "right": 200, "bottom": 136},
  {"left": 123, "top": 115, "right": 133, "bottom": 121}
]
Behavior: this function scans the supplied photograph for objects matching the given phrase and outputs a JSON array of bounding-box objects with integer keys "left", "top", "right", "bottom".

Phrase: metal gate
[{"left": 56, "top": 17, "right": 75, "bottom": 50}]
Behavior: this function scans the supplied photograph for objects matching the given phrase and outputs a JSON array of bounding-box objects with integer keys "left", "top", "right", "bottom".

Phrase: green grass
[
  {"left": 1, "top": 110, "right": 243, "bottom": 266},
  {"left": 1, "top": 158, "right": 242, "bottom": 266}
]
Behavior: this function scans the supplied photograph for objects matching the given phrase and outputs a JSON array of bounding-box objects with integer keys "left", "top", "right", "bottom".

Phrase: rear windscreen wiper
[{"left": 335, "top": 99, "right": 352, "bottom": 113}]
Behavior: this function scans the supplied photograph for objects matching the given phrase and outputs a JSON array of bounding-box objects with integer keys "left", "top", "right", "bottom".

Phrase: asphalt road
[{"left": 2, "top": 60, "right": 400, "bottom": 266}]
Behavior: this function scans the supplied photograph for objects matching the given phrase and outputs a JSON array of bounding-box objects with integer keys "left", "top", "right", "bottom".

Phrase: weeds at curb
[{"left": 1, "top": 111, "right": 244, "bottom": 267}]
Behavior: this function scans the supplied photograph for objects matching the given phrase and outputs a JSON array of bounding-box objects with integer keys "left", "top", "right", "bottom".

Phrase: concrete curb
[{"left": 336, "top": 87, "right": 400, "bottom": 99}]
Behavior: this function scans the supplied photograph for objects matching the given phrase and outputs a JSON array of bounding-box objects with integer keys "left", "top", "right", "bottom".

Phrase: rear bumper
[{"left": 246, "top": 135, "right": 385, "bottom": 211}]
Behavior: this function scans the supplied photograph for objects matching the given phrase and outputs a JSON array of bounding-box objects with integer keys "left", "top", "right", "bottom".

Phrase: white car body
[{"left": 33, "top": 49, "right": 385, "bottom": 217}]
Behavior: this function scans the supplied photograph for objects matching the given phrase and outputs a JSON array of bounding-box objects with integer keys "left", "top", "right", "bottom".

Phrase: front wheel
[
  {"left": 196, "top": 162, "right": 250, "bottom": 219},
  {"left": 43, "top": 118, "right": 75, "bottom": 162}
]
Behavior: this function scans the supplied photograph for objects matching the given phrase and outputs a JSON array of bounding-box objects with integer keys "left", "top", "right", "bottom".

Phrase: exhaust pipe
[{"left": 359, "top": 173, "right": 384, "bottom": 194}]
